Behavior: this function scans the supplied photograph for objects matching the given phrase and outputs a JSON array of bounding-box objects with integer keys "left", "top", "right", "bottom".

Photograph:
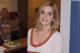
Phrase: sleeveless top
[{"left": 27, "top": 28, "right": 63, "bottom": 53}]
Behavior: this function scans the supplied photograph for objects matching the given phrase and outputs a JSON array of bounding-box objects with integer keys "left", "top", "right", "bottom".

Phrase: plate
[{"left": 4, "top": 41, "right": 20, "bottom": 48}]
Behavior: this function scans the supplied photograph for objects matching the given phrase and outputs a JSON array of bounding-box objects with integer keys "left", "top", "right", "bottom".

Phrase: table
[{"left": 4, "top": 38, "right": 27, "bottom": 53}]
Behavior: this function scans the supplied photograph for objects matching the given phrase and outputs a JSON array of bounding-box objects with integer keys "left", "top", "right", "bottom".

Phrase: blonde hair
[{"left": 34, "top": 2, "right": 60, "bottom": 32}]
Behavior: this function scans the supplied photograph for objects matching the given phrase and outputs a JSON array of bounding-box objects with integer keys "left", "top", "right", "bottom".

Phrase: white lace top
[{"left": 27, "top": 29, "right": 63, "bottom": 53}]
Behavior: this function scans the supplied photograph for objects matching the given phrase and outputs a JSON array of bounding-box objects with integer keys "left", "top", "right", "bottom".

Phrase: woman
[
  {"left": 0, "top": 8, "right": 11, "bottom": 42},
  {"left": 1, "top": 8, "right": 10, "bottom": 23},
  {"left": 27, "top": 2, "right": 63, "bottom": 53}
]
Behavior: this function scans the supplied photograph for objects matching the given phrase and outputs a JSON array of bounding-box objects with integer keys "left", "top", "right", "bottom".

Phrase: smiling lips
[{"left": 42, "top": 18, "right": 49, "bottom": 22}]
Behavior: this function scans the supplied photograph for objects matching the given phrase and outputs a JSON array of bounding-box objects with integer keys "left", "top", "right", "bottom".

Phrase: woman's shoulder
[
  {"left": 28, "top": 28, "right": 33, "bottom": 33},
  {"left": 52, "top": 31, "right": 62, "bottom": 39},
  {"left": 28, "top": 28, "right": 37, "bottom": 33},
  {"left": 52, "top": 31, "right": 60, "bottom": 35},
  {"left": 55, "top": 31, "right": 60, "bottom": 35},
  {"left": 27, "top": 28, "right": 33, "bottom": 38}
]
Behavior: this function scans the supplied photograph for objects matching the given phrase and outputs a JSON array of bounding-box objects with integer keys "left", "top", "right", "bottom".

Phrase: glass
[
  {"left": 2, "top": 34, "right": 11, "bottom": 43},
  {"left": 1, "top": 24, "right": 11, "bottom": 43}
]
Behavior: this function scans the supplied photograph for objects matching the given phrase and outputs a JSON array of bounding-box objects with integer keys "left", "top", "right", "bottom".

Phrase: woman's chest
[
  {"left": 32, "top": 31, "right": 52, "bottom": 47},
  {"left": 28, "top": 40, "right": 54, "bottom": 53}
]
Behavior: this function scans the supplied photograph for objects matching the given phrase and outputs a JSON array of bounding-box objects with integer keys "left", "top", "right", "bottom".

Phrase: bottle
[{"left": 0, "top": 34, "right": 4, "bottom": 46}]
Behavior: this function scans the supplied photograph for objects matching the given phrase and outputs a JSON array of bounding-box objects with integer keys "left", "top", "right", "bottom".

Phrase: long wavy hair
[
  {"left": 1, "top": 8, "right": 10, "bottom": 20},
  {"left": 33, "top": 2, "right": 60, "bottom": 32}
]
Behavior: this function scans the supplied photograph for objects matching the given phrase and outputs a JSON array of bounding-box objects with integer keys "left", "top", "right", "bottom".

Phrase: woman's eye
[
  {"left": 48, "top": 13, "right": 52, "bottom": 16},
  {"left": 40, "top": 11, "right": 44, "bottom": 14}
]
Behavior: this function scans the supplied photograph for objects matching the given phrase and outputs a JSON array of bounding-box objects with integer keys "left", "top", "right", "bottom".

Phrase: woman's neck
[{"left": 41, "top": 24, "right": 51, "bottom": 31}]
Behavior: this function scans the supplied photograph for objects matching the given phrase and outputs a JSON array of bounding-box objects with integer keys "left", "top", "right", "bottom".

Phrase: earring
[{"left": 52, "top": 18, "right": 54, "bottom": 22}]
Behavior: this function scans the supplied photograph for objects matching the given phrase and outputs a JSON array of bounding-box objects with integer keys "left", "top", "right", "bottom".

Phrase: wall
[
  {"left": 60, "top": 0, "right": 71, "bottom": 53},
  {"left": 17, "top": 0, "right": 27, "bottom": 37},
  {"left": 70, "top": 0, "right": 80, "bottom": 53},
  {"left": 0, "top": 0, "right": 17, "bottom": 12}
]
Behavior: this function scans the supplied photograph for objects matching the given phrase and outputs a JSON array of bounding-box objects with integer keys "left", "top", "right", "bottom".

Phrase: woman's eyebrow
[{"left": 48, "top": 12, "right": 53, "bottom": 14}]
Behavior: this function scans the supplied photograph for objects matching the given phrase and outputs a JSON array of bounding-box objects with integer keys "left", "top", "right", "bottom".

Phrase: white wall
[
  {"left": 60, "top": 0, "right": 71, "bottom": 53},
  {"left": 0, "top": 0, "right": 17, "bottom": 12},
  {"left": 72, "top": 0, "right": 80, "bottom": 1}
]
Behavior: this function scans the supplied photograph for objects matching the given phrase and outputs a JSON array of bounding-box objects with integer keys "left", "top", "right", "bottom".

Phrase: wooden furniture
[{"left": 4, "top": 38, "right": 27, "bottom": 53}]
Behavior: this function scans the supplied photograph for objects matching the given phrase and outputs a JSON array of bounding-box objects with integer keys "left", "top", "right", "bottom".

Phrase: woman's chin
[{"left": 41, "top": 23, "right": 50, "bottom": 26}]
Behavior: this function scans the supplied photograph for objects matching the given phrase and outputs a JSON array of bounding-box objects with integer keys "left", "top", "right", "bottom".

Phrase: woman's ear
[{"left": 52, "top": 18, "right": 55, "bottom": 22}]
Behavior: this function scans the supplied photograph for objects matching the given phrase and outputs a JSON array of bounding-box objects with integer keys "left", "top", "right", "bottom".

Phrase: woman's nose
[{"left": 43, "top": 14, "right": 47, "bottom": 18}]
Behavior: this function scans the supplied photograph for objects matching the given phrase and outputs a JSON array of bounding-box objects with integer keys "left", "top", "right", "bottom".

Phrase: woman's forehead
[{"left": 40, "top": 6, "right": 53, "bottom": 12}]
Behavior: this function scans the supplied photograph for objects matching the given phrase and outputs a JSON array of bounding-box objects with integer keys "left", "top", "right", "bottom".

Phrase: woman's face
[
  {"left": 39, "top": 6, "right": 54, "bottom": 26},
  {"left": 1, "top": 9, "right": 9, "bottom": 17}
]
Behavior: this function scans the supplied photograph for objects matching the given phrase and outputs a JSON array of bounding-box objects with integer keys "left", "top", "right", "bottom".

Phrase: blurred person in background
[
  {"left": 9, "top": 12, "right": 20, "bottom": 40},
  {"left": 0, "top": 8, "right": 11, "bottom": 42}
]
